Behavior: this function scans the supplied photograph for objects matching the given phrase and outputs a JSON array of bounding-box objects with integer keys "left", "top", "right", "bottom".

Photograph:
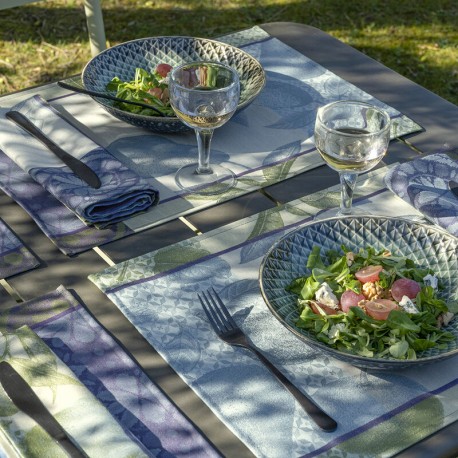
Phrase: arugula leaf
[
  {"left": 378, "top": 269, "right": 395, "bottom": 289},
  {"left": 340, "top": 277, "right": 361, "bottom": 293},
  {"left": 416, "top": 286, "right": 449, "bottom": 316},
  {"left": 286, "top": 276, "right": 309, "bottom": 296},
  {"left": 287, "top": 276, "right": 320, "bottom": 300},
  {"left": 306, "top": 246, "right": 326, "bottom": 270},
  {"left": 386, "top": 310, "right": 421, "bottom": 333},
  {"left": 311, "top": 267, "right": 335, "bottom": 283},
  {"left": 411, "top": 338, "right": 437, "bottom": 351}
]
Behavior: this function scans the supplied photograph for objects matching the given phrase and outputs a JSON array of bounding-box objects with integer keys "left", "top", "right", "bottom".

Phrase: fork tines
[{"left": 198, "top": 288, "right": 237, "bottom": 334}]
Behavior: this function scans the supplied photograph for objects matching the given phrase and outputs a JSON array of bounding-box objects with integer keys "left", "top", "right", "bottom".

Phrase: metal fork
[{"left": 198, "top": 288, "right": 337, "bottom": 432}]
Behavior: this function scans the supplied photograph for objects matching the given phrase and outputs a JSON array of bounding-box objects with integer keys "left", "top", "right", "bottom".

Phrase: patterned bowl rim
[
  {"left": 258, "top": 215, "right": 458, "bottom": 369},
  {"left": 82, "top": 35, "right": 266, "bottom": 125}
]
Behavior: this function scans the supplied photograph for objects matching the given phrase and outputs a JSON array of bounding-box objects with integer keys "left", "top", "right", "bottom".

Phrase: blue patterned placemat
[
  {"left": 0, "top": 326, "right": 150, "bottom": 457},
  {"left": 0, "top": 27, "right": 422, "bottom": 255},
  {"left": 0, "top": 286, "right": 220, "bottom": 458},
  {"left": 0, "top": 217, "right": 39, "bottom": 278},
  {"left": 89, "top": 168, "right": 458, "bottom": 458}
]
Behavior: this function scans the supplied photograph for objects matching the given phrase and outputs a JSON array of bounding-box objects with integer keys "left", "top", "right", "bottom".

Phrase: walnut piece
[
  {"left": 362, "top": 282, "right": 381, "bottom": 300},
  {"left": 361, "top": 282, "right": 392, "bottom": 300}
]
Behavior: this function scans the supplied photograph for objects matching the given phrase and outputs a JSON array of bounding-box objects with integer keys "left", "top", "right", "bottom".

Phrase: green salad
[
  {"left": 106, "top": 63, "right": 175, "bottom": 117},
  {"left": 286, "top": 245, "right": 458, "bottom": 360}
]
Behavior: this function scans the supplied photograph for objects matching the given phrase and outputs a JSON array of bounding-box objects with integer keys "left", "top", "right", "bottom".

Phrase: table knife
[
  {"left": 5, "top": 110, "right": 102, "bottom": 189},
  {"left": 0, "top": 361, "right": 89, "bottom": 458}
]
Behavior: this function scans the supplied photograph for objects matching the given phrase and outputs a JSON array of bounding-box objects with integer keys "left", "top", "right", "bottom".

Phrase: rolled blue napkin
[
  {"left": 385, "top": 152, "right": 458, "bottom": 236},
  {"left": 0, "top": 95, "right": 159, "bottom": 228}
]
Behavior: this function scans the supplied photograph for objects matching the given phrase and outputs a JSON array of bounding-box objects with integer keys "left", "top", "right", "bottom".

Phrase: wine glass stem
[
  {"left": 339, "top": 172, "right": 358, "bottom": 215},
  {"left": 195, "top": 129, "right": 214, "bottom": 174}
]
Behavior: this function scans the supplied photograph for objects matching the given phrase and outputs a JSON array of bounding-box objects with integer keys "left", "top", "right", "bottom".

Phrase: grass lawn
[{"left": 0, "top": 0, "right": 457, "bottom": 105}]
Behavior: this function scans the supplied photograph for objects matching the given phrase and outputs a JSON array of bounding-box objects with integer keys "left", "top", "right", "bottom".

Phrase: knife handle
[{"left": 5, "top": 110, "right": 101, "bottom": 189}]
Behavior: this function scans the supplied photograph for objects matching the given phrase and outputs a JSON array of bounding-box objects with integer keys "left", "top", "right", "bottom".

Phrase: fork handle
[{"left": 244, "top": 345, "right": 337, "bottom": 432}]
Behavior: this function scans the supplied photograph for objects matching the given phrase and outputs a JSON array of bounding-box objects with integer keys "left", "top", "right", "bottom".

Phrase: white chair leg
[{"left": 83, "top": 0, "right": 107, "bottom": 56}]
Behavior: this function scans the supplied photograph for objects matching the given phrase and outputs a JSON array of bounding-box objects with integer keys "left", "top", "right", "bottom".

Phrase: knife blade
[
  {"left": 5, "top": 110, "right": 101, "bottom": 189},
  {"left": 0, "top": 361, "right": 88, "bottom": 458}
]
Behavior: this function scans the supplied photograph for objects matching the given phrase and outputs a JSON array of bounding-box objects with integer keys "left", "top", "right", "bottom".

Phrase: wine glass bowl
[
  {"left": 169, "top": 61, "right": 240, "bottom": 194},
  {"left": 314, "top": 100, "right": 391, "bottom": 215}
]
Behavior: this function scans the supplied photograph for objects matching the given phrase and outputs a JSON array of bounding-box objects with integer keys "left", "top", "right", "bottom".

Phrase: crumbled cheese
[
  {"left": 399, "top": 295, "right": 419, "bottom": 314},
  {"left": 315, "top": 282, "right": 339, "bottom": 309},
  {"left": 423, "top": 274, "right": 438, "bottom": 289}
]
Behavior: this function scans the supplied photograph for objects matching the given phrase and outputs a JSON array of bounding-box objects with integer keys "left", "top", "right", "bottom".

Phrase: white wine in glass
[
  {"left": 169, "top": 61, "right": 240, "bottom": 195},
  {"left": 314, "top": 100, "right": 391, "bottom": 216}
]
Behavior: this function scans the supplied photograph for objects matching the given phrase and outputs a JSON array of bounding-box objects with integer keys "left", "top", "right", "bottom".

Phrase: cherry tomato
[
  {"left": 365, "top": 299, "right": 398, "bottom": 320},
  {"left": 155, "top": 63, "right": 173, "bottom": 77},
  {"left": 309, "top": 301, "right": 339, "bottom": 316},
  {"left": 391, "top": 278, "right": 421, "bottom": 302},
  {"left": 340, "top": 290, "right": 365, "bottom": 313},
  {"left": 355, "top": 265, "right": 383, "bottom": 283}
]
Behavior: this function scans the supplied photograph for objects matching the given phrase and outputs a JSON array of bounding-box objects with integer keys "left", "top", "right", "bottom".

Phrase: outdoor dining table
[{"left": 0, "top": 21, "right": 457, "bottom": 458}]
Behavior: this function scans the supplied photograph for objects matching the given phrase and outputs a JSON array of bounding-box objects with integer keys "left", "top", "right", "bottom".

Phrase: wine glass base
[
  {"left": 314, "top": 206, "right": 372, "bottom": 220},
  {"left": 175, "top": 163, "right": 236, "bottom": 195}
]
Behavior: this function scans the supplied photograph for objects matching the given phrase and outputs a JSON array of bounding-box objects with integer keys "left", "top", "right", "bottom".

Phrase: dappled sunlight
[
  {"left": 0, "top": 288, "right": 217, "bottom": 456},
  {"left": 0, "top": 1, "right": 456, "bottom": 104},
  {"left": 0, "top": 5, "right": 456, "bottom": 456}
]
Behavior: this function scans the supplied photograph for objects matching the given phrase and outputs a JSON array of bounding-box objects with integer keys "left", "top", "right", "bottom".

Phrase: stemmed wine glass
[
  {"left": 169, "top": 61, "right": 240, "bottom": 195},
  {"left": 314, "top": 100, "right": 391, "bottom": 216}
]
